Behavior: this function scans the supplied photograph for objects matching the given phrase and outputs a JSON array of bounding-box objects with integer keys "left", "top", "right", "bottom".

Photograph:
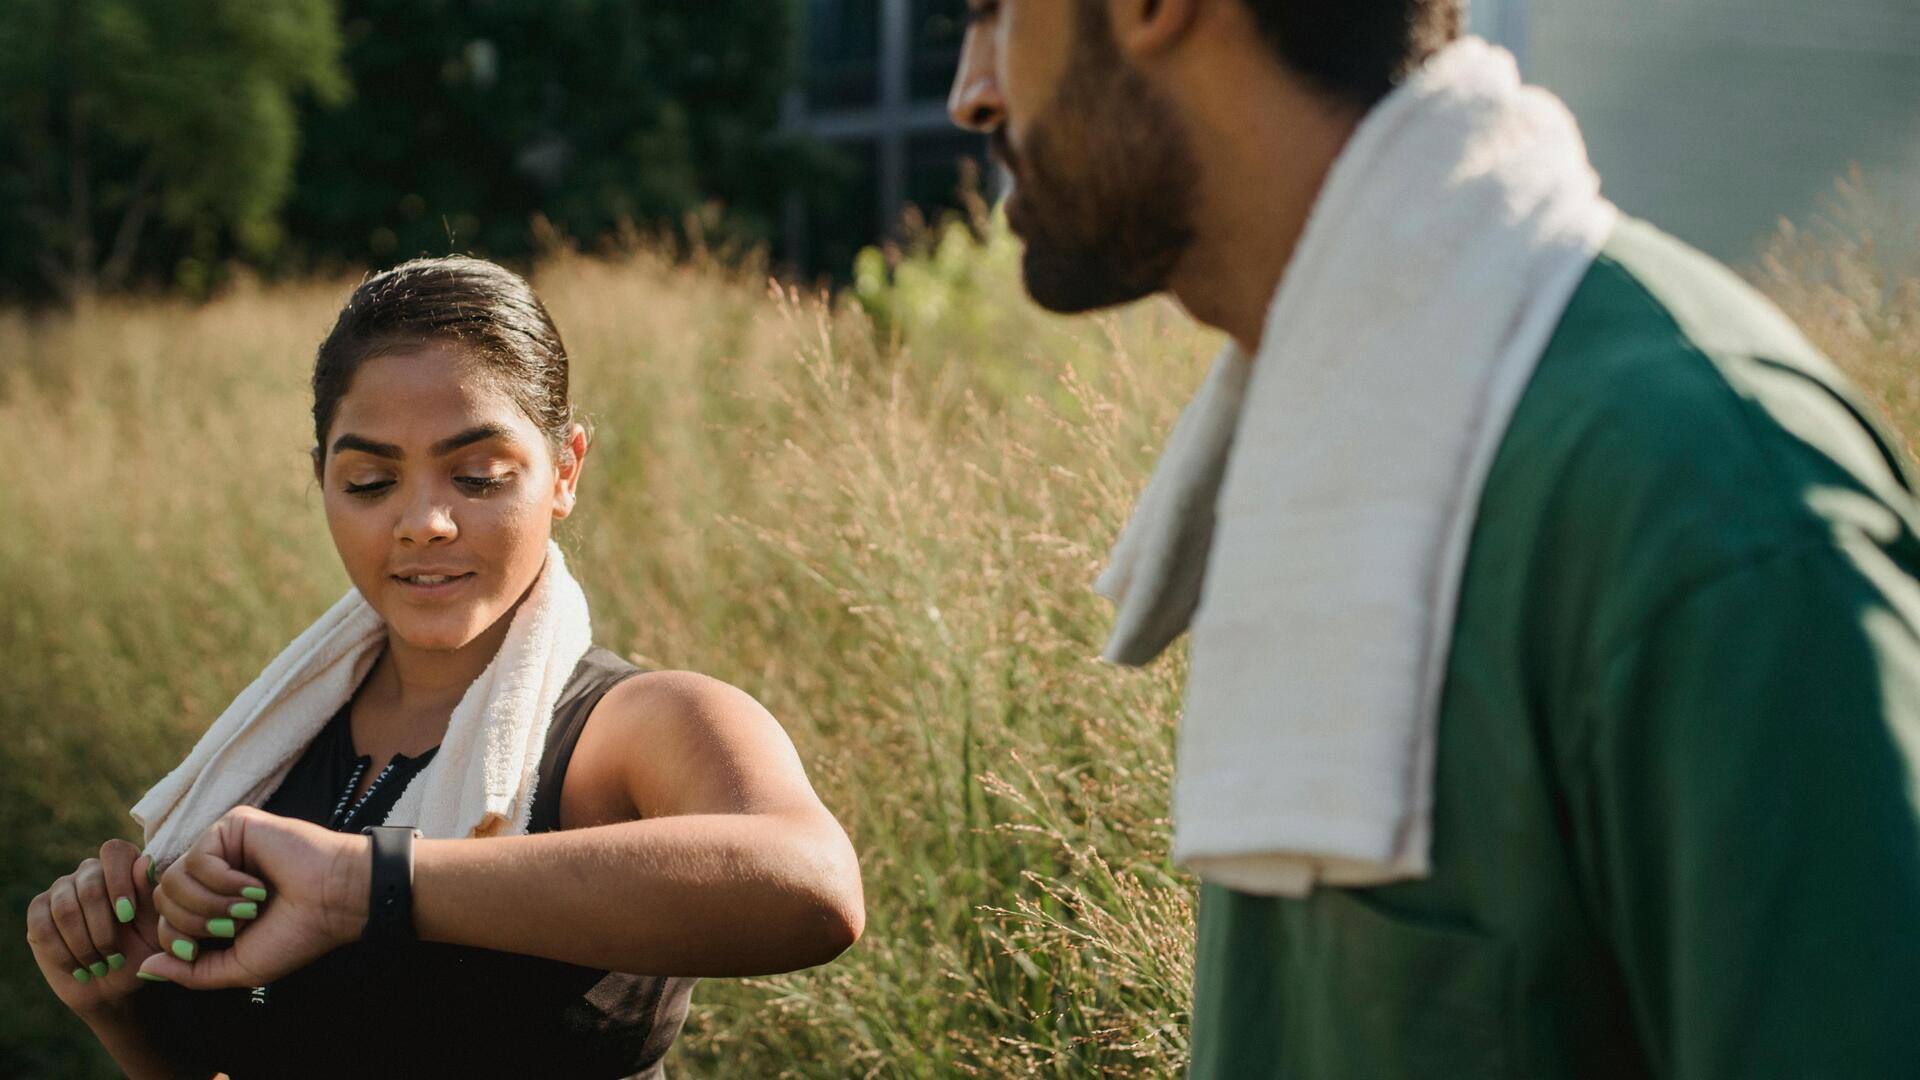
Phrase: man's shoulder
[
  {"left": 1492, "top": 216, "right": 1916, "bottom": 566},
  {"left": 1473, "top": 217, "right": 1920, "bottom": 665}
]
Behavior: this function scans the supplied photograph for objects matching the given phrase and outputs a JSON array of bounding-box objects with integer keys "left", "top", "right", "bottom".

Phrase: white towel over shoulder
[
  {"left": 1095, "top": 38, "right": 1617, "bottom": 896},
  {"left": 131, "top": 540, "right": 593, "bottom": 864}
]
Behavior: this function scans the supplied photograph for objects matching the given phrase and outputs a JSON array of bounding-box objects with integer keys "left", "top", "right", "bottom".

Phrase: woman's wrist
[
  {"left": 81, "top": 995, "right": 191, "bottom": 1080},
  {"left": 323, "top": 831, "right": 373, "bottom": 948},
  {"left": 75, "top": 995, "right": 139, "bottom": 1030}
]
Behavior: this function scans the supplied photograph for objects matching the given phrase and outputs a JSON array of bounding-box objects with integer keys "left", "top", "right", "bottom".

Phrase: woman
[{"left": 24, "top": 257, "right": 864, "bottom": 1078}]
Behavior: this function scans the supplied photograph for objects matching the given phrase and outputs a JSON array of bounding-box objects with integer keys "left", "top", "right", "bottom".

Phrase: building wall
[{"left": 1505, "top": 0, "right": 1920, "bottom": 260}]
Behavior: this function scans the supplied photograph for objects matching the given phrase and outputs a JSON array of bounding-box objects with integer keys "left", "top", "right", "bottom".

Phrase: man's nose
[{"left": 948, "top": 30, "right": 1005, "bottom": 133}]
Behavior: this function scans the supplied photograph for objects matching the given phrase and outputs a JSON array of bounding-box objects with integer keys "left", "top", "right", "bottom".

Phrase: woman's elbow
[
  {"left": 818, "top": 877, "right": 865, "bottom": 959},
  {"left": 792, "top": 827, "right": 864, "bottom": 966}
]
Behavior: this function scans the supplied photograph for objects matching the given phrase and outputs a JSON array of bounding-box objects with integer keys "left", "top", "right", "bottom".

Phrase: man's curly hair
[{"left": 1243, "top": 0, "right": 1465, "bottom": 105}]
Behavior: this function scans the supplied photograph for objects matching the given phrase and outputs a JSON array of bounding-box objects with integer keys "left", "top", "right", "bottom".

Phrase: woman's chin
[{"left": 381, "top": 611, "right": 491, "bottom": 654}]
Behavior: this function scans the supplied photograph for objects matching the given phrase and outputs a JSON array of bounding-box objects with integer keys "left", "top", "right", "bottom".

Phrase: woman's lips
[{"left": 391, "top": 572, "right": 476, "bottom": 597}]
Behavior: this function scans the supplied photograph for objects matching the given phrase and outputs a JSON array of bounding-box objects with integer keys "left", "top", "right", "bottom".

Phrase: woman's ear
[{"left": 551, "top": 423, "right": 589, "bottom": 520}]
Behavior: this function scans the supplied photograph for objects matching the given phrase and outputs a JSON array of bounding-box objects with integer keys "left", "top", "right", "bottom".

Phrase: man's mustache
[{"left": 990, "top": 128, "right": 1020, "bottom": 176}]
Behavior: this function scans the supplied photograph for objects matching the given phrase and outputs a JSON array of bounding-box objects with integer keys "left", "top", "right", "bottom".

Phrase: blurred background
[
  {"left": 3, "top": 2, "right": 1917, "bottom": 1077},
  {"left": 1, "top": 0, "right": 1915, "bottom": 305}
]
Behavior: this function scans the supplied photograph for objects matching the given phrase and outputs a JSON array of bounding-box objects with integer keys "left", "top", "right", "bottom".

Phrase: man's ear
[
  {"left": 1110, "top": 0, "right": 1203, "bottom": 60},
  {"left": 311, "top": 447, "right": 324, "bottom": 486}
]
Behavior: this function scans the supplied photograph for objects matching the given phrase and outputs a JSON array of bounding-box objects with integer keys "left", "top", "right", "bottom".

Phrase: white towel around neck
[
  {"left": 131, "top": 540, "right": 594, "bottom": 864},
  {"left": 1094, "top": 37, "right": 1618, "bottom": 896}
]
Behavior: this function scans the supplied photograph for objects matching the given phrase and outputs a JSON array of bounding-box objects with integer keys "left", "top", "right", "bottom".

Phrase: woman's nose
[
  {"left": 395, "top": 494, "right": 457, "bottom": 545},
  {"left": 948, "top": 29, "right": 1005, "bottom": 133}
]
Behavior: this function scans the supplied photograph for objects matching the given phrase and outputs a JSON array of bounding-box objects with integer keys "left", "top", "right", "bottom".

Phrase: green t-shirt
[{"left": 1188, "top": 218, "right": 1920, "bottom": 1079}]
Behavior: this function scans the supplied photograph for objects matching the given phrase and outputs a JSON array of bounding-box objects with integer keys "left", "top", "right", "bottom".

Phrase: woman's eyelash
[{"left": 341, "top": 475, "right": 510, "bottom": 498}]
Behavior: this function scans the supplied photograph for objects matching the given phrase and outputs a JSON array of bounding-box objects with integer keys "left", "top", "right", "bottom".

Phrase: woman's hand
[
  {"left": 140, "top": 805, "right": 367, "bottom": 989},
  {"left": 25, "top": 840, "right": 165, "bottom": 1020}
]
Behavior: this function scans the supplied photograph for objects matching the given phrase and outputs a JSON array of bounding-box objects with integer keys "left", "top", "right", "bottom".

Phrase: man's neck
[{"left": 1166, "top": 61, "right": 1365, "bottom": 356}]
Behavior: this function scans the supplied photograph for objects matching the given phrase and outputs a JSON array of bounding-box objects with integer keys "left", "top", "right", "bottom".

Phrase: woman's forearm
[
  {"left": 351, "top": 811, "right": 863, "bottom": 976},
  {"left": 82, "top": 999, "right": 207, "bottom": 1080}
]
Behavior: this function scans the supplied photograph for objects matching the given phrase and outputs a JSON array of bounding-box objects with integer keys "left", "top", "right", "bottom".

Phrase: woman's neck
[{"left": 366, "top": 591, "right": 527, "bottom": 723}]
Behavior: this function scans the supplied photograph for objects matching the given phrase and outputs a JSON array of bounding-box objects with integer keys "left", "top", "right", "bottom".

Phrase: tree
[
  {"left": 0, "top": 0, "right": 345, "bottom": 303},
  {"left": 282, "top": 0, "right": 803, "bottom": 270}
]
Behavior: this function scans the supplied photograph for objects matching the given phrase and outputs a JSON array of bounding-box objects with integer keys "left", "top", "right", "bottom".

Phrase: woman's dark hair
[
  {"left": 312, "top": 256, "right": 577, "bottom": 464},
  {"left": 1243, "top": 0, "right": 1464, "bottom": 106}
]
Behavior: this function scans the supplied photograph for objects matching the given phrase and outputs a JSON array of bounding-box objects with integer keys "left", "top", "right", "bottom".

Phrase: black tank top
[{"left": 140, "top": 647, "right": 697, "bottom": 1079}]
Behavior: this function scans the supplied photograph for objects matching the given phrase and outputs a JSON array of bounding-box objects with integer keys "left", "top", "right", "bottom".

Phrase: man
[{"left": 948, "top": 2, "right": 1920, "bottom": 1078}]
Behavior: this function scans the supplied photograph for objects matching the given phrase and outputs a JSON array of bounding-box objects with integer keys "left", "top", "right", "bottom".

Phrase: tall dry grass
[
  {"left": 0, "top": 209, "right": 1215, "bottom": 1078},
  {"left": 1752, "top": 170, "right": 1920, "bottom": 458},
  {"left": 3, "top": 189, "right": 1915, "bottom": 1077}
]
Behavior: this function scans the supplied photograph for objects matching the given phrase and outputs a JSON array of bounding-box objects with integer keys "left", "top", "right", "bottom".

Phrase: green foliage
[
  {"left": 0, "top": 3, "right": 813, "bottom": 301},
  {"left": 853, "top": 213, "right": 1024, "bottom": 349},
  {"left": 0, "top": 0, "right": 345, "bottom": 300},
  {"left": 283, "top": 0, "right": 803, "bottom": 271}
]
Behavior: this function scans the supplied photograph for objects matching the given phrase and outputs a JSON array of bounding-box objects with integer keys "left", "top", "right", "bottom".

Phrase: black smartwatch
[{"left": 358, "top": 825, "right": 422, "bottom": 946}]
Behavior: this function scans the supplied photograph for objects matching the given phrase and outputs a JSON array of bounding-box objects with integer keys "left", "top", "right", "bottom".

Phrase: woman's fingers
[
  {"left": 24, "top": 889, "right": 82, "bottom": 982},
  {"left": 179, "top": 847, "right": 269, "bottom": 901},
  {"left": 98, "top": 839, "right": 142, "bottom": 927},
  {"left": 137, "top": 933, "right": 257, "bottom": 991},
  {"left": 47, "top": 874, "right": 110, "bottom": 977},
  {"left": 155, "top": 849, "right": 268, "bottom": 940},
  {"left": 154, "top": 915, "right": 199, "bottom": 964},
  {"left": 73, "top": 861, "right": 125, "bottom": 972},
  {"left": 153, "top": 875, "right": 237, "bottom": 940}
]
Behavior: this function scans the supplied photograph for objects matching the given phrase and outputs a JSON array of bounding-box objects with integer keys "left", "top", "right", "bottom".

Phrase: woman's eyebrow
[
  {"left": 331, "top": 433, "right": 402, "bottom": 459},
  {"left": 430, "top": 422, "right": 513, "bottom": 456},
  {"left": 329, "top": 423, "right": 513, "bottom": 461}
]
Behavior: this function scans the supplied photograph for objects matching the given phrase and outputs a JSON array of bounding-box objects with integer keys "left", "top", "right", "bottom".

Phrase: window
[
  {"left": 808, "top": 0, "right": 882, "bottom": 111},
  {"left": 910, "top": 0, "right": 968, "bottom": 102}
]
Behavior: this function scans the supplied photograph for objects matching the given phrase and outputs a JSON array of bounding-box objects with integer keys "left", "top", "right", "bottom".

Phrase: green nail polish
[
  {"left": 146, "top": 859, "right": 157, "bottom": 886},
  {"left": 208, "top": 918, "right": 236, "bottom": 938},
  {"left": 88, "top": 961, "right": 109, "bottom": 977},
  {"left": 115, "top": 896, "right": 135, "bottom": 923},
  {"left": 170, "top": 938, "right": 196, "bottom": 961},
  {"left": 240, "top": 886, "right": 268, "bottom": 902},
  {"left": 72, "top": 968, "right": 90, "bottom": 984},
  {"left": 135, "top": 970, "right": 169, "bottom": 982},
  {"left": 107, "top": 953, "right": 125, "bottom": 971},
  {"left": 229, "top": 901, "right": 258, "bottom": 919}
]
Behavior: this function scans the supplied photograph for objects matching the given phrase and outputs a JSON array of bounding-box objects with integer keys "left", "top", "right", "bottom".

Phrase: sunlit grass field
[{"left": 3, "top": 187, "right": 1915, "bottom": 1077}]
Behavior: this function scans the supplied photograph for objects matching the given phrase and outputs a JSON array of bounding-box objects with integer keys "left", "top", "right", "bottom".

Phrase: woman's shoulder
[
  {"left": 560, "top": 650, "right": 776, "bottom": 747},
  {"left": 562, "top": 645, "right": 648, "bottom": 700},
  {"left": 588, "top": 667, "right": 778, "bottom": 745},
  {"left": 551, "top": 651, "right": 769, "bottom": 826},
  {"left": 562, "top": 664, "right": 794, "bottom": 824}
]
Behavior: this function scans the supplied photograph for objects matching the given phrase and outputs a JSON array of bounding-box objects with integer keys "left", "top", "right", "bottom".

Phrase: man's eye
[
  {"left": 344, "top": 480, "right": 393, "bottom": 497},
  {"left": 964, "top": 1, "right": 999, "bottom": 26}
]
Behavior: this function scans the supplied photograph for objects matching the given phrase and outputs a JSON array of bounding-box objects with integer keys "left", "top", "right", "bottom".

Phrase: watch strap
[{"left": 359, "top": 825, "right": 420, "bottom": 945}]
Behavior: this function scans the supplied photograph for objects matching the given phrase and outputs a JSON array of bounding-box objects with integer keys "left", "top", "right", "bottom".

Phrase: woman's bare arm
[
  {"left": 142, "top": 671, "right": 863, "bottom": 985},
  {"left": 396, "top": 671, "right": 863, "bottom": 974}
]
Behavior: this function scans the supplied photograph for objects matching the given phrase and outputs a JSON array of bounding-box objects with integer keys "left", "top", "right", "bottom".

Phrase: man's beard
[{"left": 1001, "top": 10, "right": 1199, "bottom": 314}]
